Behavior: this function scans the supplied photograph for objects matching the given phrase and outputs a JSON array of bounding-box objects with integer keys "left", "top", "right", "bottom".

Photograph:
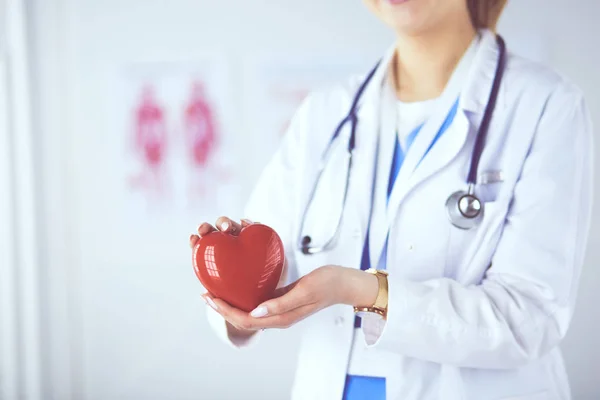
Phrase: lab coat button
[
  {"left": 408, "top": 243, "right": 414, "bottom": 251},
  {"left": 335, "top": 316, "right": 345, "bottom": 326}
]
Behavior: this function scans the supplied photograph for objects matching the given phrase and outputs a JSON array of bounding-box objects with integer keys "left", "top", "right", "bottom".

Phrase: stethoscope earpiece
[{"left": 446, "top": 190, "right": 484, "bottom": 230}]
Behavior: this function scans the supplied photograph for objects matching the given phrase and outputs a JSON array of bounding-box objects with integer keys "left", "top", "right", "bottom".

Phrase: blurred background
[{"left": 1, "top": 0, "right": 599, "bottom": 399}]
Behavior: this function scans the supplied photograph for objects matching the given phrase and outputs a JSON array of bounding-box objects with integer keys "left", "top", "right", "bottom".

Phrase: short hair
[{"left": 467, "top": 0, "right": 508, "bottom": 30}]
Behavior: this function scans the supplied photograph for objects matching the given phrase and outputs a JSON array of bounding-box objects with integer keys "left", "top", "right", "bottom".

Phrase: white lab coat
[{"left": 206, "top": 30, "right": 594, "bottom": 399}]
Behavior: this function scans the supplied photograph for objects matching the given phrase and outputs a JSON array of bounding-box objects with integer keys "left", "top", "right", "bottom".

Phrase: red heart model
[{"left": 192, "top": 224, "right": 285, "bottom": 312}]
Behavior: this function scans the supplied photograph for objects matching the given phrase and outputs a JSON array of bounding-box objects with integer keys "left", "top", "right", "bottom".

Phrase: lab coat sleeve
[
  {"left": 363, "top": 84, "right": 594, "bottom": 369},
  {"left": 205, "top": 95, "right": 309, "bottom": 349}
]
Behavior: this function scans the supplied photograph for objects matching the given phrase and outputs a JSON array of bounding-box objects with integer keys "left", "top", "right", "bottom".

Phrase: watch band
[{"left": 353, "top": 268, "right": 389, "bottom": 318}]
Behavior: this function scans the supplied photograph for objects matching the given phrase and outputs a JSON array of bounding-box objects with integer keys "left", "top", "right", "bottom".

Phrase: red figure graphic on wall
[
  {"left": 184, "top": 81, "right": 219, "bottom": 198},
  {"left": 129, "top": 85, "right": 168, "bottom": 196}
]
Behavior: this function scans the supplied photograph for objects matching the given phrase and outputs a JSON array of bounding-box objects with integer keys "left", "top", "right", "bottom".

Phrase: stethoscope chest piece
[{"left": 446, "top": 190, "right": 484, "bottom": 230}]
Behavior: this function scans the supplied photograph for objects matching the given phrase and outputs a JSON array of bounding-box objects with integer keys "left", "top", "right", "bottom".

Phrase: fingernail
[
  {"left": 241, "top": 219, "right": 252, "bottom": 225},
  {"left": 220, "top": 221, "right": 229, "bottom": 231},
  {"left": 250, "top": 305, "right": 268, "bottom": 318},
  {"left": 205, "top": 297, "right": 218, "bottom": 311}
]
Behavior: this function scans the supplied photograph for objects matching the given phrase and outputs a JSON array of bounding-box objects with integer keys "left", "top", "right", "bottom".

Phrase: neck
[{"left": 393, "top": 23, "right": 477, "bottom": 102}]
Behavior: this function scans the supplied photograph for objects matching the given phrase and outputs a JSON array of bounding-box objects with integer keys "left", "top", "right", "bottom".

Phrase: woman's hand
[
  {"left": 190, "top": 217, "right": 378, "bottom": 331},
  {"left": 203, "top": 265, "right": 379, "bottom": 331}
]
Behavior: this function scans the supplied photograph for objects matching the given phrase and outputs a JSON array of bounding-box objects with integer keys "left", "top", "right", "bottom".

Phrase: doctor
[{"left": 190, "top": 0, "right": 594, "bottom": 399}]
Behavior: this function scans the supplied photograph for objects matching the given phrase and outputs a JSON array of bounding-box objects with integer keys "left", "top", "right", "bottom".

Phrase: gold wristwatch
[{"left": 353, "top": 268, "right": 389, "bottom": 320}]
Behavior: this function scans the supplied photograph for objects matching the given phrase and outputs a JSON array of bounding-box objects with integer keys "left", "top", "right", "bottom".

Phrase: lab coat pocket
[
  {"left": 444, "top": 197, "right": 511, "bottom": 281},
  {"left": 477, "top": 181, "right": 504, "bottom": 203}
]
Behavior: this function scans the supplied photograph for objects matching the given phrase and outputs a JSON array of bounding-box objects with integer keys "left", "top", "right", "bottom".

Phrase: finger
[
  {"left": 209, "top": 296, "right": 315, "bottom": 331},
  {"left": 208, "top": 295, "right": 318, "bottom": 331},
  {"left": 202, "top": 294, "right": 245, "bottom": 329},
  {"left": 189, "top": 234, "right": 200, "bottom": 249},
  {"left": 201, "top": 293, "right": 219, "bottom": 312},
  {"left": 249, "top": 303, "right": 318, "bottom": 330},
  {"left": 240, "top": 219, "right": 254, "bottom": 228},
  {"left": 215, "top": 216, "right": 243, "bottom": 236},
  {"left": 197, "top": 222, "right": 216, "bottom": 237},
  {"left": 211, "top": 298, "right": 261, "bottom": 331},
  {"left": 250, "top": 282, "right": 312, "bottom": 318}
]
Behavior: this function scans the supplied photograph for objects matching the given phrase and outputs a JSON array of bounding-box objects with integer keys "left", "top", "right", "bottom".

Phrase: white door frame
[
  {"left": 27, "top": 0, "right": 82, "bottom": 398},
  {"left": 0, "top": 0, "right": 64, "bottom": 398},
  {"left": 0, "top": 2, "right": 21, "bottom": 398}
]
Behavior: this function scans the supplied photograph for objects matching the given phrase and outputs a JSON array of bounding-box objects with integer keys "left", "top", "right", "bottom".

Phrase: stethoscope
[{"left": 299, "top": 35, "right": 506, "bottom": 255}]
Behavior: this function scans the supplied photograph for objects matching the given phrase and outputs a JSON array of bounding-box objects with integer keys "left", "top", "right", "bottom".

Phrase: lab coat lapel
[
  {"left": 349, "top": 96, "right": 379, "bottom": 237},
  {"left": 348, "top": 44, "right": 397, "bottom": 242},
  {"left": 396, "top": 106, "right": 471, "bottom": 205},
  {"left": 384, "top": 86, "right": 465, "bottom": 227},
  {"left": 368, "top": 79, "right": 398, "bottom": 269}
]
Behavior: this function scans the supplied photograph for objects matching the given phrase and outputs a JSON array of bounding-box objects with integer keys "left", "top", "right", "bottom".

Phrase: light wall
[{"left": 25, "top": 0, "right": 600, "bottom": 399}]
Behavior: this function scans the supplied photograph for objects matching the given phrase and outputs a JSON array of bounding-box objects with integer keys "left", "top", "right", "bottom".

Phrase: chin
[
  {"left": 379, "top": 0, "right": 434, "bottom": 35},
  {"left": 391, "top": 20, "right": 428, "bottom": 36},
  {"left": 387, "top": 15, "right": 433, "bottom": 36}
]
